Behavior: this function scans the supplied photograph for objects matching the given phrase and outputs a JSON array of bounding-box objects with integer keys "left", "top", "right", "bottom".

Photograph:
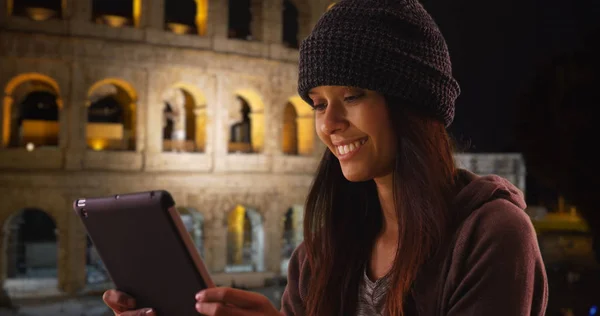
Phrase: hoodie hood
[{"left": 453, "top": 169, "right": 527, "bottom": 219}]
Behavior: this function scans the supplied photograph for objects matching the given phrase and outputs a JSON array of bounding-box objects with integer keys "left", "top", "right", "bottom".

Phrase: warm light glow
[
  {"left": 5, "top": 73, "right": 61, "bottom": 98},
  {"left": 89, "top": 139, "right": 108, "bottom": 151},
  {"left": 26, "top": 142, "right": 35, "bottom": 152},
  {"left": 288, "top": 96, "right": 314, "bottom": 155},
  {"left": 195, "top": 0, "right": 208, "bottom": 36},
  {"left": 234, "top": 89, "right": 265, "bottom": 152},
  {"left": 227, "top": 205, "right": 246, "bottom": 265},
  {"left": 87, "top": 78, "right": 137, "bottom": 101},
  {"left": 25, "top": 7, "right": 56, "bottom": 21},
  {"left": 21, "top": 120, "right": 59, "bottom": 146},
  {"left": 87, "top": 79, "right": 137, "bottom": 151},
  {"left": 327, "top": 2, "right": 337, "bottom": 10},
  {"left": 167, "top": 22, "right": 191, "bottom": 35},
  {"left": 133, "top": 0, "right": 142, "bottom": 28},
  {"left": 7, "top": 0, "right": 13, "bottom": 16},
  {"left": 102, "top": 15, "right": 129, "bottom": 28},
  {"left": 2, "top": 96, "right": 11, "bottom": 147}
]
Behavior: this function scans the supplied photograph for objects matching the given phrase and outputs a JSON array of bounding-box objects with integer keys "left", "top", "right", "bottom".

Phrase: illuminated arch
[
  {"left": 2, "top": 73, "right": 63, "bottom": 148},
  {"left": 87, "top": 78, "right": 137, "bottom": 102},
  {"left": 286, "top": 96, "right": 314, "bottom": 155},
  {"left": 86, "top": 78, "right": 138, "bottom": 151},
  {"left": 225, "top": 205, "right": 265, "bottom": 272},
  {"left": 230, "top": 89, "right": 265, "bottom": 153},
  {"left": 162, "top": 83, "right": 207, "bottom": 152}
]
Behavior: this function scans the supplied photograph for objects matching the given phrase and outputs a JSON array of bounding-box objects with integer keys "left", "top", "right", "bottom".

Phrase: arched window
[
  {"left": 226, "top": 205, "right": 264, "bottom": 272},
  {"left": 9, "top": 0, "right": 62, "bottom": 20},
  {"left": 282, "top": 102, "right": 298, "bottom": 155},
  {"left": 281, "top": 205, "right": 304, "bottom": 276},
  {"left": 2, "top": 74, "right": 62, "bottom": 149},
  {"left": 229, "top": 97, "right": 252, "bottom": 153},
  {"left": 282, "top": 0, "right": 299, "bottom": 48},
  {"left": 3, "top": 209, "right": 58, "bottom": 295},
  {"left": 228, "top": 90, "right": 265, "bottom": 154},
  {"left": 283, "top": 96, "right": 314, "bottom": 155},
  {"left": 164, "top": 0, "right": 197, "bottom": 35},
  {"left": 228, "top": 0, "right": 252, "bottom": 40},
  {"left": 86, "top": 80, "right": 137, "bottom": 151},
  {"left": 162, "top": 85, "right": 207, "bottom": 153}
]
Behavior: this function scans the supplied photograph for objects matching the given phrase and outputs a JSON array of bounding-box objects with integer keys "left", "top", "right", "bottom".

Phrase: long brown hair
[{"left": 303, "top": 98, "right": 459, "bottom": 316}]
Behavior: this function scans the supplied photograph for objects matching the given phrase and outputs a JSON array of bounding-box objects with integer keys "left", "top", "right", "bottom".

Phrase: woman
[{"left": 103, "top": 0, "right": 549, "bottom": 315}]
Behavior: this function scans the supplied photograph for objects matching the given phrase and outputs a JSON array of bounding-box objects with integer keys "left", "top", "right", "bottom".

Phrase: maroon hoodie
[{"left": 280, "top": 170, "right": 549, "bottom": 315}]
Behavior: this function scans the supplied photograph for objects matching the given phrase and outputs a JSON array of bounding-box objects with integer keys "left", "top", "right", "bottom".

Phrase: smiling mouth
[{"left": 335, "top": 137, "right": 368, "bottom": 156}]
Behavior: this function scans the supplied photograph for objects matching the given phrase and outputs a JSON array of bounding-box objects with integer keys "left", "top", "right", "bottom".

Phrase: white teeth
[{"left": 336, "top": 139, "right": 366, "bottom": 156}]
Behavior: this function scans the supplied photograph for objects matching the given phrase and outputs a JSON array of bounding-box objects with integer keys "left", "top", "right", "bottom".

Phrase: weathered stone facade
[
  {"left": 0, "top": 0, "right": 529, "bottom": 299},
  {"left": 0, "top": 0, "right": 332, "bottom": 295}
]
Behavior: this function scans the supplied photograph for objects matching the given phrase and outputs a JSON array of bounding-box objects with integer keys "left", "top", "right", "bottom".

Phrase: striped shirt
[{"left": 356, "top": 269, "right": 390, "bottom": 316}]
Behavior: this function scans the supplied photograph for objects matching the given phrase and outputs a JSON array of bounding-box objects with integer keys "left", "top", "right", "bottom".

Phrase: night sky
[{"left": 422, "top": 0, "right": 600, "bottom": 152}]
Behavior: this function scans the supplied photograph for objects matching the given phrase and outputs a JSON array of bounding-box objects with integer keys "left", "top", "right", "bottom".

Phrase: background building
[{"left": 0, "top": 0, "right": 548, "bottom": 309}]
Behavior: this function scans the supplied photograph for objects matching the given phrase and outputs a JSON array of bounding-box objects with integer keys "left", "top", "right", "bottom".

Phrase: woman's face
[{"left": 309, "top": 86, "right": 396, "bottom": 182}]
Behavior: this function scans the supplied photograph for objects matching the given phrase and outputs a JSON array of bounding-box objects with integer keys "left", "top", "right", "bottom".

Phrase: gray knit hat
[{"left": 297, "top": 0, "right": 460, "bottom": 127}]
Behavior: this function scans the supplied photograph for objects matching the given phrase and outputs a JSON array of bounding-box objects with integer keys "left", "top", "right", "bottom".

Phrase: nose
[{"left": 320, "top": 102, "right": 348, "bottom": 135}]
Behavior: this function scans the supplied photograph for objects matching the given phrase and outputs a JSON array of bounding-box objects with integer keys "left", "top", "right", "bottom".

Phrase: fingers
[
  {"left": 195, "top": 301, "right": 260, "bottom": 316},
  {"left": 196, "top": 287, "right": 269, "bottom": 309},
  {"left": 103, "top": 289, "right": 136, "bottom": 313},
  {"left": 119, "top": 309, "right": 156, "bottom": 316}
]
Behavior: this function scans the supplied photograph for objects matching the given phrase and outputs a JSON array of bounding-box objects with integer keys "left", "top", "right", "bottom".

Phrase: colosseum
[
  {"left": 0, "top": 0, "right": 338, "bottom": 299},
  {"left": 0, "top": 0, "right": 530, "bottom": 303}
]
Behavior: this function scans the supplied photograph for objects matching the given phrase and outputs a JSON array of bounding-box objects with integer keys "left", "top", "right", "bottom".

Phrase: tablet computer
[{"left": 73, "top": 190, "right": 214, "bottom": 315}]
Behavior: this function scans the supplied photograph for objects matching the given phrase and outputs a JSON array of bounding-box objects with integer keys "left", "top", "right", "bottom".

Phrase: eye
[
  {"left": 312, "top": 103, "right": 327, "bottom": 112},
  {"left": 344, "top": 91, "right": 365, "bottom": 102}
]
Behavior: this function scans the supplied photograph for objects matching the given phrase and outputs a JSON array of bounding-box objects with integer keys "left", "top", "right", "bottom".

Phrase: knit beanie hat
[{"left": 297, "top": 0, "right": 461, "bottom": 127}]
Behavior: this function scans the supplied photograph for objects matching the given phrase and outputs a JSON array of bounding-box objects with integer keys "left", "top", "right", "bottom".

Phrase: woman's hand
[
  {"left": 102, "top": 289, "right": 156, "bottom": 316},
  {"left": 195, "top": 287, "right": 280, "bottom": 316}
]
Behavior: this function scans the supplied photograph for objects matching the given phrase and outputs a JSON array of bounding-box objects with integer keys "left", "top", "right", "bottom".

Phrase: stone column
[
  {"left": 262, "top": 0, "right": 282, "bottom": 44},
  {"left": 69, "top": 0, "right": 91, "bottom": 22},
  {"left": 64, "top": 64, "right": 87, "bottom": 170},
  {"left": 250, "top": 0, "right": 265, "bottom": 41},
  {"left": 264, "top": 201, "right": 284, "bottom": 274},
  {"left": 59, "top": 207, "right": 87, "bottom": 294},
  {"left": 145, "top": 0, "right": 164, "bottom": 30},
  {"left": 209, "top": 0, "right": 228, "bottom": 38},
  {"left": 204, "top": 214, "right": 227, "bottom": 272}
]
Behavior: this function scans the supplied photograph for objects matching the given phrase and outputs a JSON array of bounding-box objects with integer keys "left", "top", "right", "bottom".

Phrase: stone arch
[
  {"left": 162, "top": 83, "right": 207, "bottom": 153},
  {"left": 0, "top": 208, "right": 60, "bottom": 298},
  {"left": 2, "top": 73, "right": 63, "bottom": 149},
  {"left": 86, "top": 78, "right": 138, "bottom": 151},
  {"left": 280, "top": 205, "right": 304, "bottom": 276},
  {"left": 225, "top": 205, "right": 265, "bottom": 272},
  {"left": 229, "top": 89, "right": 265, "bottom": 153},
  {"left": 284, "top": 96, "right": 314, "bottom": 155},
  {"left": 177, "top": 207, "right": 206, "bottom": 258}
]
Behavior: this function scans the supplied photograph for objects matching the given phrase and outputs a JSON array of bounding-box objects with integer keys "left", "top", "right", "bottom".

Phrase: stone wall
[{"left": 0, "top": 0, "right": 329, "bottom": 294}]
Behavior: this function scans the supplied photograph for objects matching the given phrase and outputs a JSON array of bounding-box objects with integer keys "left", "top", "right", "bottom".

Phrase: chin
[{"left": 340, "top": 167, "right": 373, "bottom": 182}]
